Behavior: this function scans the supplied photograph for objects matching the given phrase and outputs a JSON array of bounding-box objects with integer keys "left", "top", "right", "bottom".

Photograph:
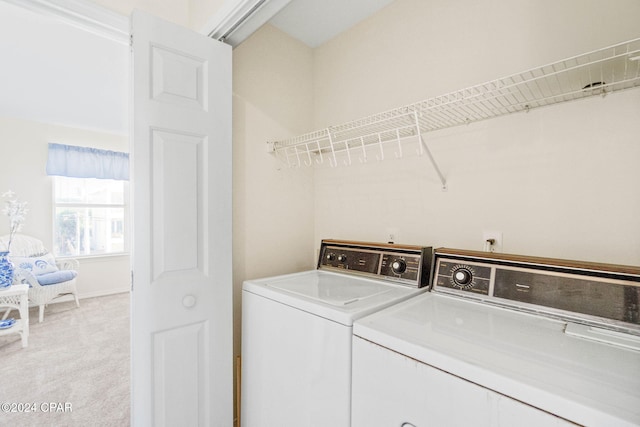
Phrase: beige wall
[
  {"left": 230, "top": 0, "right": 640, "bottom": 274},
  {"left": 229, "top": 5, "right": 640, "bottom": 375},
  {"left": 0, "top": 117, "right": 131, "bottom": 298},
  {"left": 90, "top": 0, "right": 226, "bottom": 31},
  {"left": 313, "top": 90, "right": 640, "bottom": 264},
  {"left": 189, "top": 0, "right": 226, "bottom": 32},
  {"left": 308, "top": 0, "right": 640, "bottom": 265},
  {"left": 231, "top": 24, "right": 316, "bottom": 419},
  {"left": 313, "top": 0, "right": 640, "bottom": 127},
  {"left": 90, "top": 0, "right": 189, "bottom": 27},
  {"left": 232, "top": 22, "right": 316, "bottom": 360}
]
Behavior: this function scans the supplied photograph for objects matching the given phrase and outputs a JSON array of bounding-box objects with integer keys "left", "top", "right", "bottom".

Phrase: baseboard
[
  {"left": 79, "top": 288, "right": 131, "bottom": 300},
  {"left": 27, "top": 288, "right": 130, "bottom": 308}
]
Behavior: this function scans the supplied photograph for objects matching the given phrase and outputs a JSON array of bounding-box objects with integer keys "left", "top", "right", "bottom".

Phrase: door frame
[{"left": 7, "top": 0, "right": 290, "bottom": 47}]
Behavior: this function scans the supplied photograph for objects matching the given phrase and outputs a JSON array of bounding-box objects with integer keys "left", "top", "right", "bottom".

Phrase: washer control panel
[{"left": 318, "top": 240, "right": 432, "bottom": 288}]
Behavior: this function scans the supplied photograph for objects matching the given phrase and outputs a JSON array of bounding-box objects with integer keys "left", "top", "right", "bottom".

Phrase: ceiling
[
  {"left": 0, "top": 0, "right": 394, "bottom": 135},
  {"left": 0, "top": 1, "right": 128, "bottom": 135},
  {"left": 269, "top": 0, "right": 394, "bottom": 48}
]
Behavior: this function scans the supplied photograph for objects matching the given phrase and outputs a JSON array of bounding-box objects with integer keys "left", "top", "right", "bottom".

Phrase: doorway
[{"left": 0, "top": 0, "right": 132, "bottom": 423}]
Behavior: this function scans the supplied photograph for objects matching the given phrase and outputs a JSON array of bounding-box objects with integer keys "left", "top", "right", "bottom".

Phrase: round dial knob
[
  {"left": 337, "top": 254, "right": 347, "bottom": 262},
  {"left": 452, "top": 268, "right": 473, "bottom": 287},
  {"left": 391, "top": 259, "right": 407, "bottom": 274},
  {"left": 326, "top": 252, "right": 336, "bottom": 261}
]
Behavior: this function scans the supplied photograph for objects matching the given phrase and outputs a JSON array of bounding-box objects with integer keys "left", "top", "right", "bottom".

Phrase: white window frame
[{"left": 52, "top": 176, "right": 130, "bottom": 258}]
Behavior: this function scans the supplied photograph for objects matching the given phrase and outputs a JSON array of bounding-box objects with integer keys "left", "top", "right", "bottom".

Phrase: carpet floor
[{"left": 0, "top": 292, "right": 130, "bottom": 426}]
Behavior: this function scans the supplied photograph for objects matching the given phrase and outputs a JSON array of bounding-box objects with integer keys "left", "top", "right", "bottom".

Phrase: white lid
[
  {"left": 353, "top": 292, "right": 640, "bottom": 426},
  {"left": 243, "top": 270, "right": 425, "bottom": 326},
  {"left": 267, "top": 271, "right": 394, "bottom": 306}
]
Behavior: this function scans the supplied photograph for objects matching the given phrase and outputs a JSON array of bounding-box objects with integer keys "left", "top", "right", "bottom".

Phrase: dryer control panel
[
  {"left": 431, "top": 247, "right": 640, "bottom": 334},
  {"left": 434, "top": 259, "right": 492, "bottom": 295},
  {"left": 318, "top": 239, "right": 432, "bottom": 288}
]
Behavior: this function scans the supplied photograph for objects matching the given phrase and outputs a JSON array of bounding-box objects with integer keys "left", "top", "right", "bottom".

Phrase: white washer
[
  {"left": 352, "top": 248, "right": 640, "bottom": 427},
  {"left": 241, "top": 240, "right": 432, "bottom": 427}
]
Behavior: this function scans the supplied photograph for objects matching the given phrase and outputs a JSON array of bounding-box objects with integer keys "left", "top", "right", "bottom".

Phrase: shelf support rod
[
  {"left": 327, "top": 128, "right": 338, "bottom": 167},
  {"left": 414, "top": 111, "right": 447, "bottom": 190},
  {"left": 303, "top": 143, "right": 313, "bottom": 166},
  {"left": 284, "top": 147, "right": 294, "bottom": 168},
  {"left": 358, "top": 137, "right": 367, "bottom": 163},
  {"left": 315, "top": 140, "right": 324, "bottom": 165},
  {"left": 293, "top": 146, "right": 302, "bottom": 168}
]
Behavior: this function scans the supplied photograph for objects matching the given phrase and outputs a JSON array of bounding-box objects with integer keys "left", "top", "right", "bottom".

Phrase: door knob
[{"left": 182, "top": 294, "right": 196, "bottom": 308}]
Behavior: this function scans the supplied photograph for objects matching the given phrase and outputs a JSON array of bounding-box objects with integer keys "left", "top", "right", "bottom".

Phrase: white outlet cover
[{"left": 386, "top": 227, "right": 399, "bottom": 243}]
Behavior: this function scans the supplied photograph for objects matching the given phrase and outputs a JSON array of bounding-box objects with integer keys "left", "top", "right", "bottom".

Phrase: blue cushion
[
  {"left": 11, "top": 253, "right": 58, "bottom": 275},
  {"left": 36, "top": 270, "right": 77, "bottom": 286}
]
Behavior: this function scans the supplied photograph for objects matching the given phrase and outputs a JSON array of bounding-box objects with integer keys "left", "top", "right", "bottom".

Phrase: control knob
[
  {"left": 452, "top": 267, "right": 473, "bottom": 287},
  {"left": 326, "top": 252, "right": 336, "bottom": 261},
  {"left": 337, "top": 254, "right": 347, "bottom": 263},
  {"left": 391, "top": 259, "right": 407, "bottom": 274}
]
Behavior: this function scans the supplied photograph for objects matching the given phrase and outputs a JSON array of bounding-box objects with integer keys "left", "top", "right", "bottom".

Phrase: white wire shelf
[{"left": 268, "top": 38, "right": 640, "bottom": 188}]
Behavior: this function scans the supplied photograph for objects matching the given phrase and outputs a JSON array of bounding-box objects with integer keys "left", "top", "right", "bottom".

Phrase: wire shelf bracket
[
  {"left": 415, "top": 113, "right": 447, "bottom": 191},
  {"left": 268, "top": 38, "right": 640, "bottom": 190}
]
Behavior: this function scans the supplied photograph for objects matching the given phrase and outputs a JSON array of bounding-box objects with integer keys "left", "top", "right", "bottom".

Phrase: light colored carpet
[{"left": 0, "top": 292, "right": 130, "bottom": 426}]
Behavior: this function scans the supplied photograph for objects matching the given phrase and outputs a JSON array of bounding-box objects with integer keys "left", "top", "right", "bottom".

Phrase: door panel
[
  {"left": 153, "top": 322, "right": 209, "bottom": 426},
  {"left": 150, "top": 45, "right": 208, "bottom": 110},
  {"left": 151, "top": 129, "right": 203, "bottom": 277},
  {"left": 131, "top": 10, "right": 232, "bottom": 426}
]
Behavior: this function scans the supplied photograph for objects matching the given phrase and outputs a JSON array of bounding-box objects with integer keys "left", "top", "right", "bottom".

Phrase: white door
[{"left": 130, "top": 10, "right": 232, "bottom": 426}]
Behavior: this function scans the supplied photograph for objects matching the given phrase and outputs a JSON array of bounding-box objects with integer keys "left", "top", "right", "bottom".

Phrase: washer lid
[
  {"left": 267, "top": 272, "right": 393, "bottom": 306},
  {"left": 243, "top": 270, "right": 425, "bottom": 326}
]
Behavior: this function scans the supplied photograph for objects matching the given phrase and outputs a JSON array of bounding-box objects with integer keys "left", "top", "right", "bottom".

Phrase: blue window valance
[{"left": 46, "top": 143, "right": 129, "bottom": 181}]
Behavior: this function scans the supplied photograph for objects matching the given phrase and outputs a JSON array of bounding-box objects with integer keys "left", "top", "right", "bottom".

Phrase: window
[{"left": 53, "top": 176, "right": 128, "bottom": 257}]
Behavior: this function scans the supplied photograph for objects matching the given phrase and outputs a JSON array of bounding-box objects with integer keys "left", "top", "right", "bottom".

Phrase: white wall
[
  {"left": 310, "top": 0, "right": 640, "bottom": 265},
  {"left": 0, "top": 117, "right": 131, "bottom": 298}
]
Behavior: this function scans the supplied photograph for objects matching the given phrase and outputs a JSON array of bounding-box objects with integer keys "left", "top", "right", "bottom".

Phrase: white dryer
[
  {"left": 241, "top": 239, "right": 432, "bottom": 427},
  {"left": 352, "top": 248, "right": 640, "bottom": 427}
]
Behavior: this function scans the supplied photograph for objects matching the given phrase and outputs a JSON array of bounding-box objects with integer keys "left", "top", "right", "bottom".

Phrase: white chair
[
  {"left": 1, "top": 234, "right": 80, "bottom": 322},
  {"left": 0, "top": 284, "right": 30, "bottom": 347}
]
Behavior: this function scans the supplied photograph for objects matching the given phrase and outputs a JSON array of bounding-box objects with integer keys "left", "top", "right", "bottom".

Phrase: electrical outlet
[
  {"left": 482, "top": 231, "right": 503, "bottom": 252},
  {"left": 386, "top": 228, "right": 399, "bottom": 244}
]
